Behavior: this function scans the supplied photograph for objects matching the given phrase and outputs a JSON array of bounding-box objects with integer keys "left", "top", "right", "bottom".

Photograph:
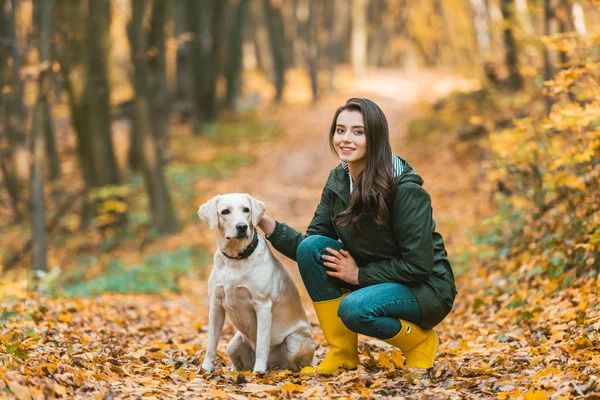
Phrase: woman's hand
[
  {"left": 322, "top": 248, "right": 359, "bottom": 285},
  {"left": 258, "top": 214, "right": 275, "bottom": 236}
]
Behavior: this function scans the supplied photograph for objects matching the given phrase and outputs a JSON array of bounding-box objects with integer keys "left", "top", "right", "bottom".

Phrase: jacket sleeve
[
  {"left": 266, "top": 183, "right": 338, "bottom": 261},
  {"left": 358, "top": 183, "right": 434, "bottom": 286}
]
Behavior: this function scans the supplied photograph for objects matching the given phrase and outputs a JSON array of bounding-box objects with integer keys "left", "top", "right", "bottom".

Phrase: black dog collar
[{"left": 221, "top": 230, "right": 259, "bottom": 260}]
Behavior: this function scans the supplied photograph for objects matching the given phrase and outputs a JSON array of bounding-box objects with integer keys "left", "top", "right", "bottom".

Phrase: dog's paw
[
  {"left": 201, "top": 362, "right": 214, "bottom": 374},
  {"left": 252, "top": 364, "right": 267, "bottom": 374}
]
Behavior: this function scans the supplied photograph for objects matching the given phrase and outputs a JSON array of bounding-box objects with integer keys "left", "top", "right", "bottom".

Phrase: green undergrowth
[{"left": 36, "top": 247, "right": 210, "bottom": 297}]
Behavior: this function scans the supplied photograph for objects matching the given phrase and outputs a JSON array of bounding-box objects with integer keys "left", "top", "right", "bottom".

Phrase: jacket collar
[
  {"left": 340, "top": 152, "right": 404, "bottom": 178},
  {"left": 329, "top": 153, "right": 417, "bottom": 205}
]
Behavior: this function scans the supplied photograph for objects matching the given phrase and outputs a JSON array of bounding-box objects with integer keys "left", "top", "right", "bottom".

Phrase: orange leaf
[{"left": 523, "top": 389, "right": 547, "bottom": 400}]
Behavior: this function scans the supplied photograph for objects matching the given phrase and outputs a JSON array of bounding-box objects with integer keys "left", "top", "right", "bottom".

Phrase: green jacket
[{"left": 267, "top": 156, "right": 457, "bottom": 329}]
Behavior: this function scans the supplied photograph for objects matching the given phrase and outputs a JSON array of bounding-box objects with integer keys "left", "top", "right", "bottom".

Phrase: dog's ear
[
  {"left": 246, "top": 194, "right": 266, "bottom": 227},
  {"left": 198, "top": 195, "right": 220, "bottom": 230}
]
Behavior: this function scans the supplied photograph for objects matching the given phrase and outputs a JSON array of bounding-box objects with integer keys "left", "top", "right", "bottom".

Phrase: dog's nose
[{"left": 236, "top": 223, "right": 248, "bottom": 233}]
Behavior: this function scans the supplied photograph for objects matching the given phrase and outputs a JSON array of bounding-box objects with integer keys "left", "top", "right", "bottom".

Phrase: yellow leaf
[
  {"left": 532, "top": 367, "right": 561, "bottom": 379},
  {"left": 92, "top": 373, "right": 111, "bottom": 382},
  {"left": 208, "top": 389, "right": 229, "bottom": 398},
  {"left": 574, "top": 336, "right": 593, "bottom": 349},
  {"left": 59, "top": 314, "right": 72, "bottom": 323},
  {"left": 147, "top": 352, "right": 167, "bottom": 359},
  {"left": 523, "top": 389, "right": 547, "bottom": 400},
  {"left": 377, "top": 351, "right": 393, "bottom": 369},
  {"left": 174, "top": 367, "right": 192, "bottom": 381},
  {"left": 281, "top": 382, "right": 305, "bottom": 395},
  {"left": 391, "top": 348, "right": 405, "bottom": 368}
]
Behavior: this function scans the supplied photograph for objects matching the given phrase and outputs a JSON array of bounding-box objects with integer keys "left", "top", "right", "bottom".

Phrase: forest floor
[{"left": 1, "top": 69, "right": 599, "bottom": 399}]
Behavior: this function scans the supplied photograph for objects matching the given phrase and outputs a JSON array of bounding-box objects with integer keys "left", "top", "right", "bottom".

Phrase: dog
[{"left": 198, "top": 193, "right": 316, "bottom": 373}]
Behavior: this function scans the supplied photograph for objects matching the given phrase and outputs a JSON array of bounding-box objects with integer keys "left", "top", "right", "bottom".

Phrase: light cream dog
[{"left": 198, "top": 193, "right": 316, "bottom": 373}]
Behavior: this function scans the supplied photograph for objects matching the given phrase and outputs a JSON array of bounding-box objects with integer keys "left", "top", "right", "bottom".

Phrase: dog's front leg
[
  {"left": 253, "top": 300, "right": 273, "bottom": 372},
  {"left": 201, "top": 294, "right": 226, "bottom": 373}
]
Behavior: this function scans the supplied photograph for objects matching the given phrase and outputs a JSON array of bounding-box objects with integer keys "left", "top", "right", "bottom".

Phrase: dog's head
[{"left": 198, "top": 193, "right": 266, "bottom": 240}]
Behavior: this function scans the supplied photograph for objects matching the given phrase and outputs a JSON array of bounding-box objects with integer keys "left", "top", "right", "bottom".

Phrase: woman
[{"left": 258, "top": 98, "right": 456, "bottom": 374}]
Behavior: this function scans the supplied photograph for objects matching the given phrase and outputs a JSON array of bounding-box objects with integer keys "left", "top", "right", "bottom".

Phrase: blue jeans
[{"left": 296, "top": 235, "right": 422, "bottom": 340}]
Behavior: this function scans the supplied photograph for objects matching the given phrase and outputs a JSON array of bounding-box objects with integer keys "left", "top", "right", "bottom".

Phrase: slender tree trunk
[
  {"left": 501, "top": 0, "right": 523, "bottom": 90},
  {"left": 30, "top": 0, "right": 55, "bottom": 275},
  {"left": 557, "top": 0, "right": 572, "bottom": 68},
  {"left": 252, "top": 0, "right": 273, "bottom": 77},
  {"left": 432, "top": 0, "right": 453, "bottom": 65},
  {"left": 543, "top": 0, "right": 554, "bottom": 113},
  {"left": 129, "top": 0, "right": 179, "bottom": 234},
  {"left": 0, "top": 0, "right": 29, "bottom": 222},
  {"left": 351, "top": 0, "right": 367, "bottom": 77},
  {"left": 55, "top": 0, "right": 120, "bottom": 228},
  {"left": 187, "top": 0, "right": 228, "bottom": 131},
  {"left": 328, "top": 0, "right": 347, "bottom": 92},
  {"left": 225, "top": 0, "right": 250, "bottom": 110},
  {"left": 468, "top": 0, "right": 492, "bottom": 60},
  {"left": 571, "top": 1, "right": 586, "bottom": 35},
  {"left": 43, "top": 100, "right": 60, "bottom": 181},
  {"left": 306, "top": 0, "right": 319, "bottom": 103},
  {"left": 282, "top": 0, "right": 302, "bottom": 67},
  {"left": 148, "top": 0, "right": 171, "bottom": 154},
  {"left": 367, "top": 0, "right": 386, "bottom": 66},
  {"left": 30, "top": 0, "right": 61, "bottom": 181},
  {"left": 262, "top": 0, "right": 285, "bottom": 103}
]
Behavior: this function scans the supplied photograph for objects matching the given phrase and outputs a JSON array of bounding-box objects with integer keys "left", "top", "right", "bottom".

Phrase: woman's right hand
[{"left": 257, "top": 214, "right": 276, "bottom": 236}]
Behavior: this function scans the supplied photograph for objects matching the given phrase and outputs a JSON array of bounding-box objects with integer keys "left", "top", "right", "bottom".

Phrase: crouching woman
[{"left": 258, "top": 98, "right": 457, "bottom": 374}]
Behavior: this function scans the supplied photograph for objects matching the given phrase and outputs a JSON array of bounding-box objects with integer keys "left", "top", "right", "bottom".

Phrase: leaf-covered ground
[{"left": 1, "top": 70, "right": 599, "bottom": 399}]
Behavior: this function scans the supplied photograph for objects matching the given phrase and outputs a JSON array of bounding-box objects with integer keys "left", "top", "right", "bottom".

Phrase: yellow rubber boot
[
  {"left": 383, "top": 320, "right": 438, "bottom": 369},
  {"left": 301, "top": 294, "right": 359, "bottom": 375}
]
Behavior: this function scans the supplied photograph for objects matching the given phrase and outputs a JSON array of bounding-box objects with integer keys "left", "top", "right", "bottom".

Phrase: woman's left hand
[{"left": 322, "top": 248, "right": 360, "bottom": 285}]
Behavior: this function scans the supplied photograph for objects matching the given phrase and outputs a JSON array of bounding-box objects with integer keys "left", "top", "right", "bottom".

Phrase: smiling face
[{"left": 332, "top": 110, "right": 367, "bottom": 171}]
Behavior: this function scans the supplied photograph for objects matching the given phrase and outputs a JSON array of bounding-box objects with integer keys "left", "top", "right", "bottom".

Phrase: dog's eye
[
  {"left": 221, "top": 209, "right": 230, "bottom": 215},
  {"left": 243, "top": 207, "right": 250, "bottom": 213}
]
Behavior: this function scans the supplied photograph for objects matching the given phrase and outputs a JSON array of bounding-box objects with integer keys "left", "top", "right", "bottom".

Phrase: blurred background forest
[
  {"left": 0, "top": 0, "right": 599, "bottom": 295},
  {"left": 1, "top": 0, "right": 600, "bottom": 397}
]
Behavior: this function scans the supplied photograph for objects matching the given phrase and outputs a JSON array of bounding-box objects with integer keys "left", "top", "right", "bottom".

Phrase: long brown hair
[{"left": 330, "top": 98, "right": 396, "bottom": 230}]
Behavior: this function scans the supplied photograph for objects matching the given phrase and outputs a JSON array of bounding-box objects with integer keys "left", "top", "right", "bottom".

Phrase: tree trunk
[
  {"left": 262, "top": 0, "right": 285, "bottom": 103},
  {"left": 30, "top": 0, "right": 55, "bottom": 275},
  {"left": 187, "top": 0, "right": 228, "bottom": 131},
  {"left": 432, "top": 0, "right": 453, "bottom": 65},
  {"left": 500, "top": 0, "right": 523, "bottom": 90},
  {"left": 225, "top": 0, "right": 250, "bottom": 110},
  {"left": 43, "top": 100, "right": 60, "bottom": 181},
  {"left": 148, "top": 0, "right": 171, "bottom": 155},
  {"left": 55, "top": 0, "right": 120, "bottom": 228},
  {"left": 543, "top": 0, "right": 554, "bottom": 113},
  {"left": 30, "top": 0, "right": 61, "bottom": 181},
  {"left": 571, "top": 1, "right": 586, "bottom": 35},
  {"left": 306, "top": 0, "right": 319, "bottom": 103},
  {"left": 0, "top": 0, "right": 29, "bottom": 222},
  {"left": 129, "top": 0, "right": 179, "bottom": 234},
  {"left": 468, "top": 0, "right": 492, "bottom": 64},
  {"left": 328, "top": 0, "right": 348, "bottom": 91},
  {"left": 351, "top": 0, "right": 368, "bottom": 77},
  {"left": 251, "top": 0, "right": 273, "bottom": 77},
  {"left": 557, "top": 0, "right": 572, "bottom": 68}
]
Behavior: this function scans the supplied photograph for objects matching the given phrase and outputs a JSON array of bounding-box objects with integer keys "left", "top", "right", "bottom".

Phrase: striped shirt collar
[{"left": 341, "top": 152, "right": 403, "bottom": 192}]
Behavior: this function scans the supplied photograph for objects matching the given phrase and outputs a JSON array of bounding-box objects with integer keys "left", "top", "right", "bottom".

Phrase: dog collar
[{"left": 221, "top": 230, "right": 259, "bottom": 260}]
